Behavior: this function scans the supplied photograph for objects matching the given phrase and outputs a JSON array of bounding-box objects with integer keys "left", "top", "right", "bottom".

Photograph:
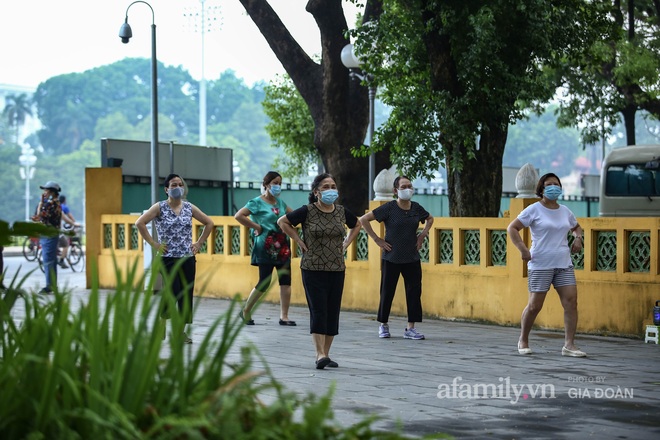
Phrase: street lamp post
[
  {"left": 19, "top": 147, "right": 37, "bottom": 221},
  {"left": 341, "top": 43, "right": 376, "bottom": 201},
  {"left": 119, "top": 1, "right": 159, "bottom": 206}
]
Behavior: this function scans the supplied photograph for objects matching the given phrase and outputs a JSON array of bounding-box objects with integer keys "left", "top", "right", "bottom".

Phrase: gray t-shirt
[{"left": 372, "top": 200, "right": 430, "bottom": 264}]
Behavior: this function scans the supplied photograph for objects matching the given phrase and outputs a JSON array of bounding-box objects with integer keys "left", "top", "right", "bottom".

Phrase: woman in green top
[{"left": 235, "top": 171, "right": 295, "bottom": 325}]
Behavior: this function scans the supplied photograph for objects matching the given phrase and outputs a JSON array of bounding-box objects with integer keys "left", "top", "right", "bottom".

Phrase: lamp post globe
[{"left": 19, "top": 147, "right": 37, "bottom": 221}]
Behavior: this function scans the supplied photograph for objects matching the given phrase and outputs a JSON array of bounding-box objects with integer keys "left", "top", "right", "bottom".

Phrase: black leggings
[
  {"left": 301, "top": 269, "right": 345, "bottom": 336},
  {"left": 255, "top": 262, "right": 291, "bottom": 291},
  {"left": 162, "top": 256, "right": 196, "bottom": 324},
  {"left": 377, "top": 260, "right": 423, "bottom": 323}
]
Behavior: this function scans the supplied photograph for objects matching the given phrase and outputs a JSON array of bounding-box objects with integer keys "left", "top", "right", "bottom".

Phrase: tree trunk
[
  {"left": 622, "top": 104, "right": 637, "bottom": 145},
  {"left": 238, "top": 0, "right": 387, "bottom": 214},
  {"left": 445, "top": 123, "right": 508, "bottom": 217}
]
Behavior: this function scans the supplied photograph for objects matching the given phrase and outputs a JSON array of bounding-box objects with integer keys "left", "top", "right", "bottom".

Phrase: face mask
[
  {"left": 269, "top": 184, "right": 282, "bottom": 197},
  {"left": 168, "top": 186, "right": 184, "bottom": 199},
  {"left": 320, "top": 189, "right": 338, "bottom": 205},
  {"left": 398, "top": 188, "right": 414, "bottom": 201},
  {"left": 544, "top": 185, "right": 562, "bottom": 201}
]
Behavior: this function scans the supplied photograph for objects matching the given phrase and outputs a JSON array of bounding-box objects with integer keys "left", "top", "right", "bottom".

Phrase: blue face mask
[
  {"left": 320, "top": 189, "right": 338, "bottom": 205},
  {"left": 269, "top": 184, "right": 282, "bottom": 197},
  {"left": 544, "top": 185, "right": 562, "bottom": 201},
  {"left": 168, "top": 186, "right": 184, "bottom": 199}
]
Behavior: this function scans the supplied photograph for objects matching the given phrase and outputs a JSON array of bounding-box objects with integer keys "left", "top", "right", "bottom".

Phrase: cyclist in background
[{"left": 58, "top": 195, "right": 78, "bottom": 268}]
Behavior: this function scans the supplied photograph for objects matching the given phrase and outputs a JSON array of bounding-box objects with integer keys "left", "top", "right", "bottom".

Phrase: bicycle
[
  {"left": 37, "top": 227, "right": 85, "bottom": 273},
  {"left": 22, "top": 236, "right": 40, "bottom": 262}
]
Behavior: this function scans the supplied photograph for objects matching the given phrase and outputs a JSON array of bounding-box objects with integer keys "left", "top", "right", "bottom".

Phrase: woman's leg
[
  {"left": 401, "top": 261, "right": 423, "bottom": 329},
  {"left": 377, "top": 260, "right": 401, "bottom": 323},
  {"left": 556, "top": 284, "right": 579, "bottom": 350},
  {"left": 41, "top": 236, "right": 59, "bottom": 292},
  {"left": 279, "top": 285, "right": 292, "bottom": 321},
  {"left": 243, "top": 265, "right": 274, "bottom": 320},
  {"left": 519, "top": 291, "right": 547, "bottom": 348},
  {"left": 277, "top": 263, "right": 293, "bottom": 321}
]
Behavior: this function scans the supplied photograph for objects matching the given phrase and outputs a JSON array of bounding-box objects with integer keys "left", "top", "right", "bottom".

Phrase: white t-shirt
[{"left": 517, "top": 202, "right": 578, "bottom": 270}]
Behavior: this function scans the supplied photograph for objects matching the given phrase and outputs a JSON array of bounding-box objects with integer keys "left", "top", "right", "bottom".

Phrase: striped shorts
[{"left": 528, "top": 266, "right": 576, "bottom": 293}]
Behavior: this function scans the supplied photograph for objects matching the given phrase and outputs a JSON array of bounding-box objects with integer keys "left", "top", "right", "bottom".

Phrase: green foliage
[
  {"left": 33, "top": 59, "right": 199, "bottom": 154},
  {"left": 351, "top": 0, "right": 603, "bottom": 180},
  {"left": 0, "top": 255, "right": 420, "bottom": 439},
  {"left": 262, "top": 75, "right": 318, "bottom": 179},
  {"left": 554, "top": 1, "right": 660, "bottom": 144}
]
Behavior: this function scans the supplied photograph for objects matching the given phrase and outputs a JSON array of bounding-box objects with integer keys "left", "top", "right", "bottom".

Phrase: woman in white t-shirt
[{"left": 507, "top": 173, "right": 587, "bottom": 358}]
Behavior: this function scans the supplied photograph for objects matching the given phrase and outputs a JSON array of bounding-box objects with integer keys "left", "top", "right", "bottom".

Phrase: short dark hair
[
  {"left": 262, "top": 171, "right": 282, "bottom": 189},
  {"left": 536, "top": 173, "right": 562, "bottom": 198},
  {"left": 163, "top": 173, "right": 181, "bottom": 188},
  {"left": 59, "top": 195, "right": 66, "bottom": 203},
  {"left": 393, "top": 175, "right": 411, "bottom": 189},
  {"left": 308, "top": 173, "right": 334, "bottom": 203}
]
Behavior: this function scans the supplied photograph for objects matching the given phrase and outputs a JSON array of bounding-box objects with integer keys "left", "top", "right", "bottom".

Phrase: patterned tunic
[
  {"left": 372, "top": 200, "right": 430, "bottom": 264},
  {"left": 286, "top": 203, "right": 358, "bottom": 272},
  {"left": 244, "top": 196, "right": 290, "bottom": 265},
  {"left": 38, "top": 193, "right": 62, "bottom": 228},
  {"left": 156, "top": 201, "right": 193, "bottom": 258}
]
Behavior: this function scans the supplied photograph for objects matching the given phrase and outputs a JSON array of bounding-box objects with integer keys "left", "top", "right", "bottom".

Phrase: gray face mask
[{"left": 168, "top": 186, "right": 184, "bottom": 199}]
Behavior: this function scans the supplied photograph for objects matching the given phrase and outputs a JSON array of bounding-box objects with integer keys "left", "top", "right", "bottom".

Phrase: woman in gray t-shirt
[{"left": 359, "top": 176, "right": 434, "bottom": 341}]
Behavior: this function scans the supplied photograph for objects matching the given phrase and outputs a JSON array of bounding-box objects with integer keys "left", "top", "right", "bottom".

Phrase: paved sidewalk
[
  {"left": 4, "top": 256, "right": 660, "bottom": 439},
  {"left": 189, "top": 298, "right": 660, "bottom": 439}
]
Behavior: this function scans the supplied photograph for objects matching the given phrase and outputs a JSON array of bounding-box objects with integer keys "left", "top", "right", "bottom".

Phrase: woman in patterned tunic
[
  {"left": 234, "top": 171, "right": 295, "bottom": 325},
  {"left": 136, "top": 173, "right": 214, "bottom": 343},
  {"left": 359, "top": 176, "right": 434, "bottom": 340},
  {"left": 277, "top": 173, "right": 361, "bottom": 369}
]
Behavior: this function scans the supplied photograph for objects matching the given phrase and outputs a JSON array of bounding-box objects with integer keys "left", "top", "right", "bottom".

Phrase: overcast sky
[{"left": 0, "top": 0, "right": 361, "bottom": 89}]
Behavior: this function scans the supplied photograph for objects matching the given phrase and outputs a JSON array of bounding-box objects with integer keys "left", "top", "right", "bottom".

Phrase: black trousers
[
  {"left": 377, "top": 260, "right": 423, "bottom": 324},
  {"left": 162, "top": 256, "right": 196, "bottom": 324},
  {"left": 301, "top": 269, "right": 345, "bottom": 336}
]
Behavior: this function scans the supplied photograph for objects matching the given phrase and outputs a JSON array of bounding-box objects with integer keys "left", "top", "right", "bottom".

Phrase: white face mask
[{"left": 397, "top": 188, "right": 414, "bottom": 201}]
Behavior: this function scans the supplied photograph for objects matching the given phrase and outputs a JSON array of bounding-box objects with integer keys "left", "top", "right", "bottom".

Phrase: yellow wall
[
  {"left": 87, "top": 169, "right": 660, "bottom": 337},
  {"left": 85, "top": 168, "right": 123, "bottom": 289}
]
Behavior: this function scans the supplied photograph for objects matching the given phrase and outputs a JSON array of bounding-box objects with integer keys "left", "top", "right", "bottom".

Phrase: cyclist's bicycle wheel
[
  {"left": 37, "top": 249, "right": 45, "bottom": 273},
  {"left": 23, "top": 237, "right": 39, "bottom": 261},
  {"left": 67, "top": 243, "right": 85, "bottom": 272}
]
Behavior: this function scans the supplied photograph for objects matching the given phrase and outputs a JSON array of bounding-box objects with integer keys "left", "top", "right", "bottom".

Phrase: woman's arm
[
  {"left": 234, "top": 206, "right": 262, "bottom": 235},
  {"left": 507, "top": 218, "right": 531, "bottom": 262},
  {"left": 343, "top": 222, "right": 362, "bottom": 252},
  {"left": 416, "top": 215, "right": 434, "bottom": 251},
  {"left": 570, "top": 223, "right": 584, "bottom": 253},
  {"left": 278, "top": 214, "right": 307, "bottom": 253},
  {"left": 135, "top": 203, "right": 164, "bottom": 253},
  {"left": 358, "top": 211, "right": 391, "bottom": 252},
  {"left": 191, "top": 204, "right": 214, "bottom": 254}
]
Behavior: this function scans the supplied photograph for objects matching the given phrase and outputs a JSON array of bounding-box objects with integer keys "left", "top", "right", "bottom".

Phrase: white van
[{"left": 599, "top": 145, "right": 660, "bottom": 216}]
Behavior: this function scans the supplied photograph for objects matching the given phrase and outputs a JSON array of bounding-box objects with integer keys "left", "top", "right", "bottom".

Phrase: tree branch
[{"left": 237, "top": 0, "right": 322, "bottom": 107}]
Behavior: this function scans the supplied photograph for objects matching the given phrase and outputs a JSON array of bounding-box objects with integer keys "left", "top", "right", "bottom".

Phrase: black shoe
[
  {"left": 39, "top": 288, "right": 53, "bottom": 295},
  {"left": 239, "top": 310, "right": 255, "bottom": 325},
  {"left": 58, "top": 259, "right": 68, "bottom": 268},
  {"left": 279, "top": 319, "right": 297, "bottom": 326},
  {"left": 315, "top": 357, "right": 331, "bottom": 369}
]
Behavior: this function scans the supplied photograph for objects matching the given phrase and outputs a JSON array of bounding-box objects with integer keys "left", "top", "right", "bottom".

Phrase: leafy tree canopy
[{"left": 350, "top": 0, "right": 608, "bottom": 216}]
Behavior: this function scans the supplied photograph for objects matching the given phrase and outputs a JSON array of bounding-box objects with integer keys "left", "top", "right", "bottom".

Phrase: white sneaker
[
  {"left": 403, "top": 327, "right": 425, "bottom": 340},
  {"left": 379, "top": 323, "right": 391, "bottom": 338}
]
